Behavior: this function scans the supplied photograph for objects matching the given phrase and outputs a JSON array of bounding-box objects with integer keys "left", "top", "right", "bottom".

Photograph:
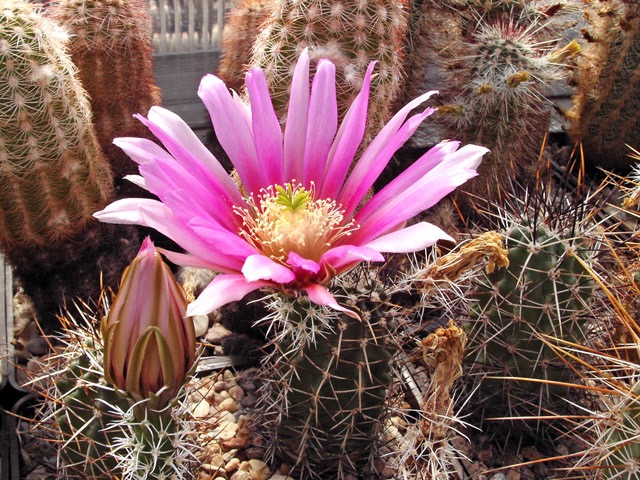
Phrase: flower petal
[
  {"left": 304, "top": 283, "right": 360, "bottom": 319},
  {"left": 337, "top": 91, "right": 439, "bottom": 218},
  {"left": 364, "top": 222, "right": 455, "bottom": 253},
  {"left": 287, "top": 251, "right": 320, "bottom": 275},
  {"left": 246, "top": 67, "right": 284, "bottom": 186},
  {"left": 284, "top": 48, "right": 310, "bottom": 180},
  {"left": 320, "top": 61, "right": 375, "bottom": 200},
  {"left": 186, "top": 274, "right": 270, "bottom": 316},
  {"left": 198, "top": 74, "right": 265, "bottom": 195},
  {"left": 303, "top": 59, "right": 338, "bottom": 189},
  {"left": 352, "top": 143, "right": 488, "bottom": 244},
  {"left": 242, "top": 254, "right": 296, "bottom": 283},
  {"left": 320, "top": 245, "right": 385, "bottom": 272}
]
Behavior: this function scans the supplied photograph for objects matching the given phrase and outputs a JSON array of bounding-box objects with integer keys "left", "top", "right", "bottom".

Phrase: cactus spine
[
  {"left": 48, "top": 0, "right": 162, "bottom": 196},
  {"left": 255, "top": 279, "right": 395, "bottom": 479},
  {"left": 249, "top": 0, "right": 409, "bottom": 139},
  {"left": 569, "top": 0, "right": 640, "bottom": 171},
  {"left": 0, "top": 0, "right": 113, "bottom": 252}
]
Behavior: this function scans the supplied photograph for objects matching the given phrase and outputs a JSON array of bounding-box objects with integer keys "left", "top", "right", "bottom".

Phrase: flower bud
[{"left": 102, "top": 237, "right": 196, "bottom": 409}]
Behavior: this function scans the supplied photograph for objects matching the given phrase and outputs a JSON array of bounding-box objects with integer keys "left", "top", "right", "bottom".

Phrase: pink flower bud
[{"left": 102, "top": 237, "right": 196, "bottom": 409}]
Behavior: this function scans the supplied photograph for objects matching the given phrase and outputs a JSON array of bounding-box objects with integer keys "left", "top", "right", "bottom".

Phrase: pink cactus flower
[
  {"left": 95, "top": 49, "right": 488, "bottom": 317},
  {"left": 102, "top": 237, "right": 196, "bottom": 409}
]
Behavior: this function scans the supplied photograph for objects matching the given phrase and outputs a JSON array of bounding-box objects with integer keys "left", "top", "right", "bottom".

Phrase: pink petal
[
  {"left": 245, "top": 68, "right": 284, "bottom": 186},
  {"left": 242, "top": 254, "right": 296, "bottom": 283},
  {"left": 95, "top": 199, "right": 248, "bottom": 272},
  {"left": 320, "top": 61, "right": 375, "bottom": 200},
  {"left": 287, "top": 251, "right": 320, "bottom": 275},
  {"left": 337, "top": 91, "right": 439, "bottom": 218},
  {"left": 186, "top": 274, "right": 270, "bottom": 316},
  {"left": 284, "top": 49, "right": 310, "bottom": 181},
  {"left": 353, "top": 144, "right": 488, "bottom": 244},
  {"left": 303, "top": 59, "right": 338, "bottom": 189},
  {"left": 131, "top": 109, "right": 243, "bottom": 206},
  {"left": 304, "top": 283, "right": 360, "bottom": 319},
  {"left": 157, "top": 248, "right": 233, "bottom": 272},
  {"left": 198, "top": 74, "right": 265, "bottom": 195},
  {"left": 364, "top": 222, "right": 454, "bottom": 253},
  {"left": 320, "top": 245, "right": 385, "bottom": 272}
]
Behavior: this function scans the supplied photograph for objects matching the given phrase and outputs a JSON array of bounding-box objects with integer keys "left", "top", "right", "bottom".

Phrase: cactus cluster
[
  {"left": 569, "top": 0, "right": 640, "bottom": 171},
  {"left": 48, "top": 0, "right": 162, "bottom": 197}
]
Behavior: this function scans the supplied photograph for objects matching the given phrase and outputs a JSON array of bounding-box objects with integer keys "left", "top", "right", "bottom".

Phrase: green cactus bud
[{"left": 102, "top": 237, "right": 196, "bottom": 411}]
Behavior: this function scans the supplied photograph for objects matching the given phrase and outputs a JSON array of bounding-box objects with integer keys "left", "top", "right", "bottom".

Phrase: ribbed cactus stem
[
  {"left": 250, "top": 0, "right": 408, "bottom": 140},
  {"left": 569, "top": 0, "right": 640, "bottom": 171},
  {"left": 257, "top": 288, "right": 395, "bottom": 478},
  {"left": 0, "top": 0, "right": 113, "bottom": 252},
  {"left": 49, "top": 0, "right": 161, "bottom": 194}
]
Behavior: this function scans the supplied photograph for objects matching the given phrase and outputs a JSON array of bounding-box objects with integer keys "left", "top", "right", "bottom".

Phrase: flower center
[{"left": 236, "top": 183, "right": 358, "bottom": 264}]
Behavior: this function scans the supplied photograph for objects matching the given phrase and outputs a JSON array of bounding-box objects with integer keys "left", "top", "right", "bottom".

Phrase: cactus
[
  {"left": 48, "top": 0, "right": 162, "bottom": 197},
  {"left": 0, "top": 1, "right": 140, "bottom": 331},
  {"left": 464, "top": 221, "right": 595, "bottom": 433},
  {"left": 249, "top": 0, "right": 409, "bottom": 140},
  {"left": 426, "top": 2, "right": 577, "bottom": 207},
  {"left": 218, "top": 0, "right": 274, "bottom": 93},
  {"left": 0, "top": 0, "right": 113, "bottom": 252},
  {"left": 569, "top": 0, "right": 640, "bottom": 172},
  {"left": 254, "top": 275, "right": 396, "bottom": 479}
]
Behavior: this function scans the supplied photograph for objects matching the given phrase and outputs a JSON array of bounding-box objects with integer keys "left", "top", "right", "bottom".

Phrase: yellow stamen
[{"left": 236, "top": 183, "right": 358, "bottom": 264}]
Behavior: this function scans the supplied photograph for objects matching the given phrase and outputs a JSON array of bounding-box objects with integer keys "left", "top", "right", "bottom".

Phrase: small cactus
[
  {"left": 249, "top": 0, "right": 409, "bottom": 140},
  {"left": 569, "top": 0, "right": 640, "bottom": 171},
  {"left": 254, "top": 275, "right": 396, "bottom": 479},
  {"left": 464, "top": 221, "right": 595, "bottom": 434},
  {"left": 48, "top": 0, "right": 162, "bottom": 197}
]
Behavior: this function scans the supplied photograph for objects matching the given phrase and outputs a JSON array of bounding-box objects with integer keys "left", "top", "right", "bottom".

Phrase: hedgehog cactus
[
  {"left": 569, "top": 0, "right": 640, "bottom": 171},
  {"left": 256, "top": 278, "right": 396, "bottom": 479},
  {"left": 465, "top": 222, "right": 594, "bottom": 430},
  {"left": 430, "top": 3, "right": 577, "bottom": 207},
  {"left": 0, "top": 0, "right": 113, "bottom": 252},
  {"left": 249, "top": 0, "right": 409, "bottom": 140},
  {"left": 48, "top": 0, "right": 162, "bottom": 196}
]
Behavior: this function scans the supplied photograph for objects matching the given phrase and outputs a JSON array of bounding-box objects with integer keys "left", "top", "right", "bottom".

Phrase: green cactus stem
[{"left": 255, "top": 283, "right": 396, "bottom": 479}]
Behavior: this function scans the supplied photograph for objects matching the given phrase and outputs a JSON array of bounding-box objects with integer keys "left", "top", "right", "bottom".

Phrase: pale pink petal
[
  {"left": 364, "top": 222, "right": 455, "bottom": 253},
  {"left": 352, "top": 144, "right": 488, "bottom": 244},
  {"left": 303, "top": 59, "right": 338, "bottom": 188},
  {"left": 198, "top": 74, "right": 265, "bottom": 195},
  {"left": 287, "top": 251, "right": 320, "bottom": 275},
  {"left": 242, "top": 254, "right": 296, "bottom": 283},
  {"left": 337, "top": 91, "right": 439, "bottom": 217},
  {"left": 284, "top": 48, "right": 310, "bottom": 181},
  {"left": 95, "top": 199, "right": 248, "bottom": 272},
  {"left": 157, "top": 248, "right": 231, "bottom": 272},
  {"left": 123, "top": 175, "right": 147, "bottom": 190},
  {"left": 320, "top": 61, "right": 375, "bottom": 199},
  {"left": 320, "top": 245, "right": 384, "bottom": 272},
  {"left": 304, "top": 283, "right": 360, "bottom": 319},
  {"left": 131, "top": 109, "right": 243, "bottom": 206},
  {"left": 246, "top": 68, "right": 284, "bottom": 186},
  {"left": 186, "top": 274, "right": 270, "bottom": 316}
]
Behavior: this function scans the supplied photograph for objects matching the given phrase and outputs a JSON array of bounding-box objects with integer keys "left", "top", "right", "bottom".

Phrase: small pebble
[
  {"left": 193, "top": 399, "right": 211, "bottom": 419},
  {"left": 27, "top": 337, "right": 49, "bottom": 356},
  {"left": 193, "top": 314, "right": 210, "bottom": 338},
  {"left": 219, "top": 397, "right": 238, "bottom": 413}
]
